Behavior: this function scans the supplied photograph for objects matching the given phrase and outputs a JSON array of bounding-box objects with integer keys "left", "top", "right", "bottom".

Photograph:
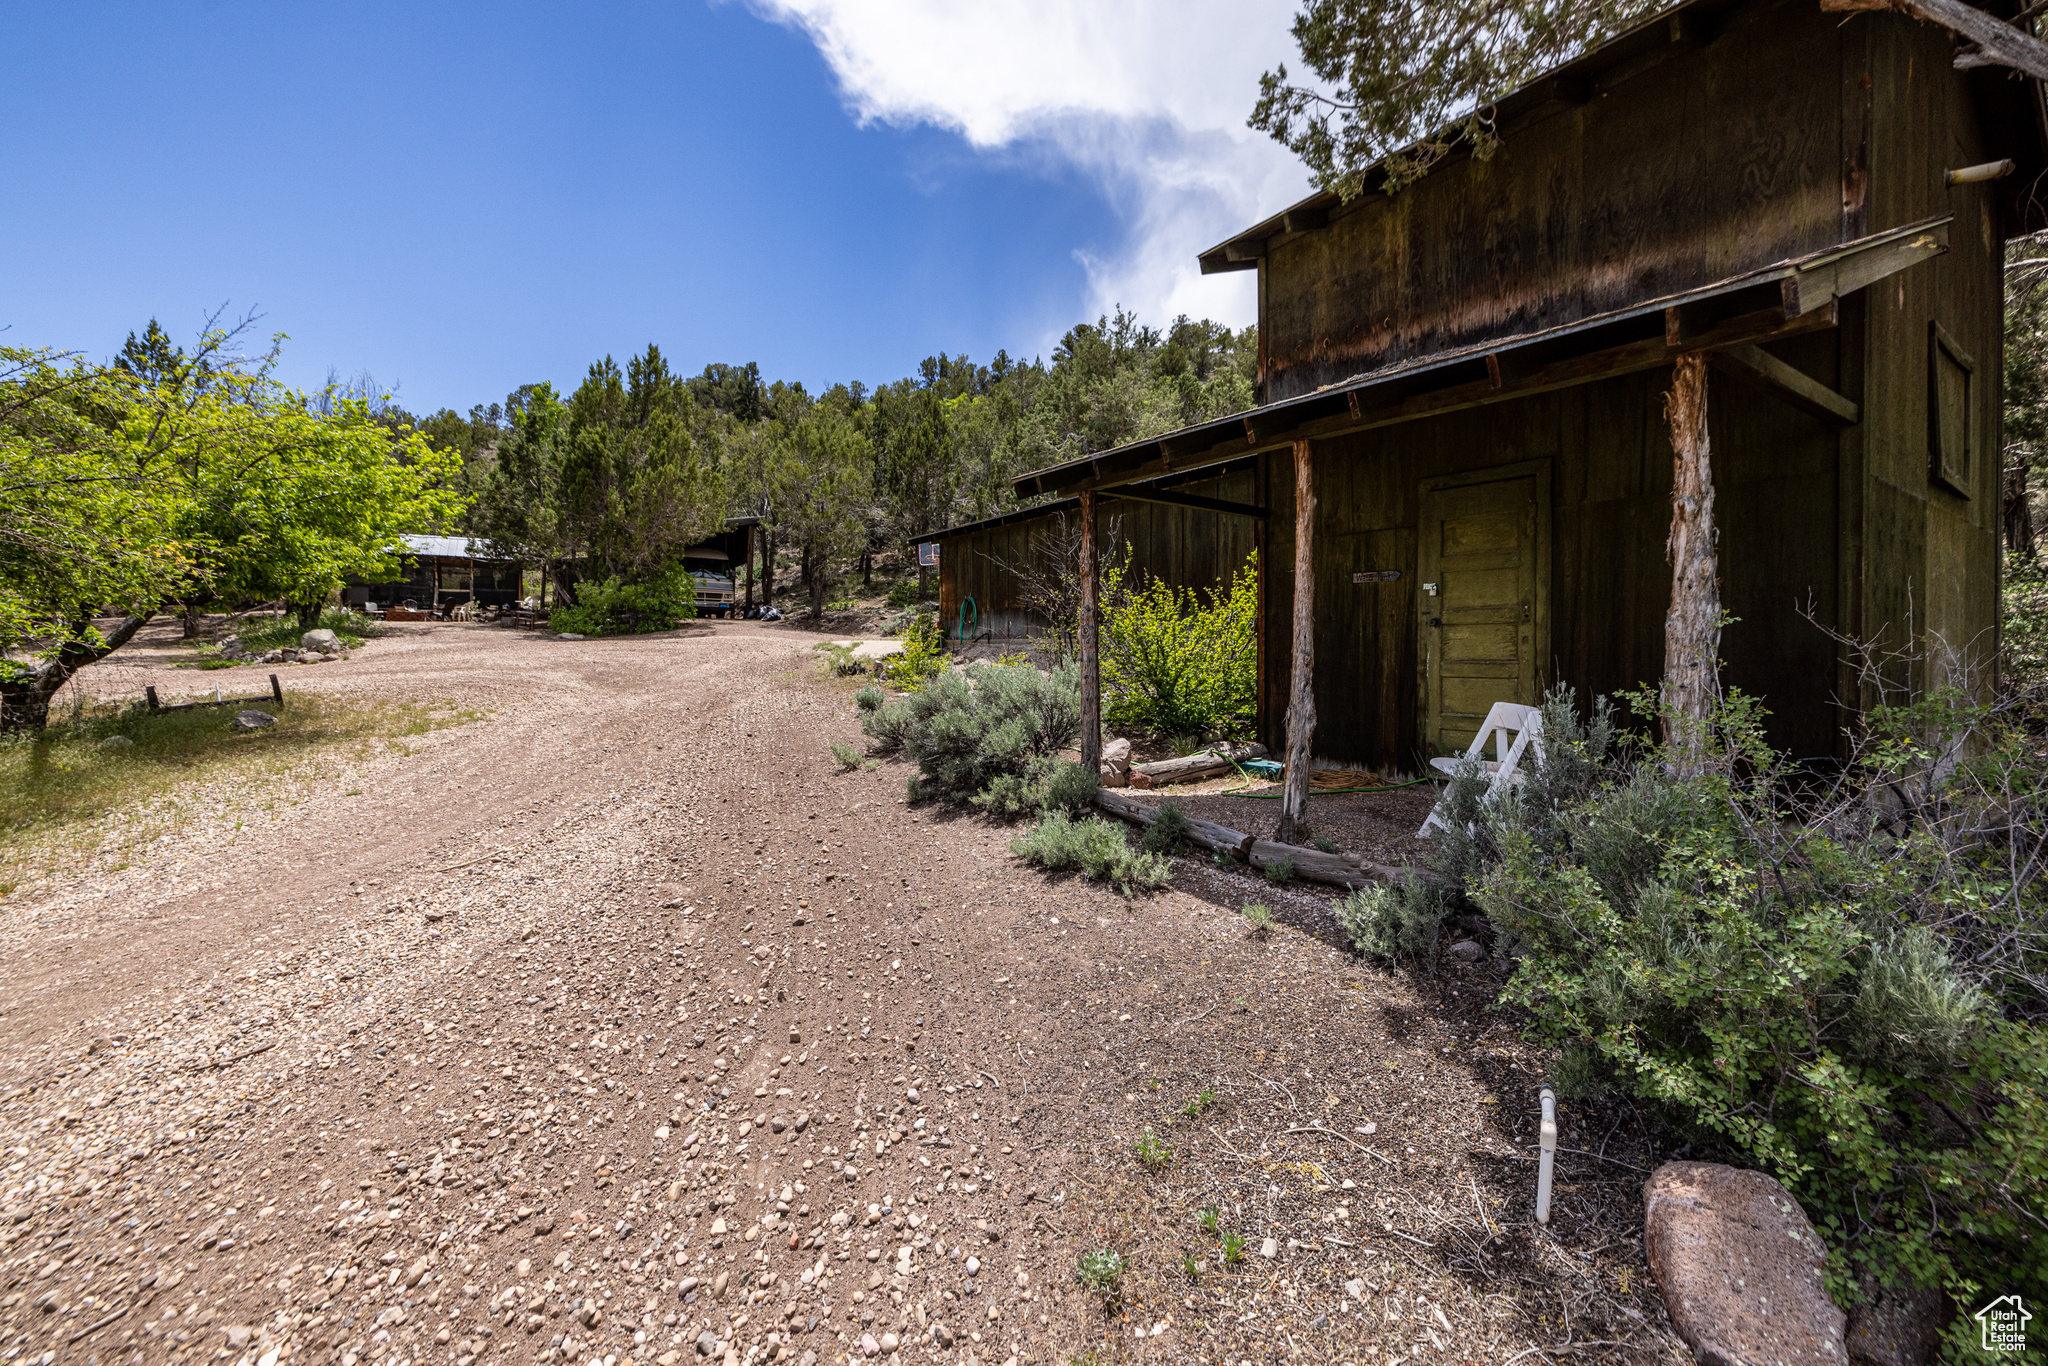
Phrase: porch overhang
[{"left": 1012, "top": 215, "right": 1949, "bottom": 502}]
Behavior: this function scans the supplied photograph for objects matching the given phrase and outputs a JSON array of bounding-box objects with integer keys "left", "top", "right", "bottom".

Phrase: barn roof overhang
[
  {"left": 1014, "top": 215, "right": 1949, "bottom": 501},
  {"left": 917, "top": 458, "right": 1261, "bottom": 547},
  {"left": 1199, "top": 0, "right": 2046, "bottom": 277}
]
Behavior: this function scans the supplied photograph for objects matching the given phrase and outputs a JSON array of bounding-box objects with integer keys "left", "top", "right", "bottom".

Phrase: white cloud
[{"left": 744, "top": 0, "right": 1310, "bottom": 334}]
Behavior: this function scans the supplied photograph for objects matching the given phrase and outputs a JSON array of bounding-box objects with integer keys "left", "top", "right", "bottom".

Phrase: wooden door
[{"left": 1420, "top": 469, "right": 1546, "bottom": 756}]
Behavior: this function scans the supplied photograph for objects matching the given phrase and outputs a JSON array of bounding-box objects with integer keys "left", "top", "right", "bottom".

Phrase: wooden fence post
[
  {"left": 1079, "top": 490, "right": 1102, "bottom": 772},
  {"left": 1663, "top": 352, "right": 1719, "bottom": 760},
  {"left": 1278, "top": 439, "right": 1317, "bottom": 845}
]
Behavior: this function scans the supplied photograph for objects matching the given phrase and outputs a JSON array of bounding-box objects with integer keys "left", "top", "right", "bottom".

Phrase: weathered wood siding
[
  {"left": 939, "top": 469, "right": 1260, "bottom": 640},
  {"left": 1251, "top": 2, "right": 2015, "bottom": 774},
  {"left": 1258, "top": 351, "right": 1845, "bottom": 772},
  {"left": 1261, "top": 1, "right": 1854, "bottom": 402}
]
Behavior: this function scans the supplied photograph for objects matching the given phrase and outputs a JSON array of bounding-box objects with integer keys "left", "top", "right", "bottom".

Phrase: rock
[
  {"left": 849, "top": 641, "right": 904, "bottom": 663},
  {"left": 233, "top": 710, "right": 277, "bottom": 731},
  {"left": 770, "top": 1114, "right": 787, "bottom": 1133},
  {"left": 880, "top": 1332, "right": 899, "bottom": 1351},
  {"left": 218, "top": 636, "right": 245, "bottom": 655},
  {"left": 1259, "top": 1237, "right": 1279, "bottom": 1259},
  {"left": 793, "top": 1110, "right": 810, "bottom": 1132},
  {"left": 860, "top": 1333, "right": 880, "bottom": 1356},
  {"left": 1129, "top": 771, "right": 1155, "bottom": 790},
  {"left": 933, "top": 1322, "right": 955, "bottom": 1348},
  {"left": 97, "top": 735, "right": 135, "bottom": 752},
  {"left": 697, "top": 1330, "right": 721, "bottom": 1356},
  {"left": 1644, "top": 1161, "right": 1846, "bottom": 1366},
  {"left": 711, "top": 1270, "right": 729, "bottom": 1298},
  {"left": 1099, "top": 737, "right": 1132, "bottom": 787},
  {"left": 225, "top": 1325, "right": 252, "bottom": 1349},
  {"left": 1345, "top": 1278, "right": 1365, "bottom": 1300},
  {"left": 1447, "top": 940, "right": 1488, "bottom": 962},
  {"left": 556, "top": 632, "right": 587, "bottom": 641},
  {"left": 299, "top": 628, "right": 341, "bottom": 652},
  {"left": 1845, "top": 1275, "right": 1943, "bottom": 1366}
]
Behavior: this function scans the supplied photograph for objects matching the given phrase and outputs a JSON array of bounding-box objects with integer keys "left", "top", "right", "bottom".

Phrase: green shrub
[
  {"left": 1011, "top": 813, "right": 1170, "bottom": 898},
  {"left": 1240, "top": 902, "right": 1273, "bottom": 935},
  {"left": 1074, "top": 1249, "right": 1126, "bottom": 1296},
  {"left": 1219, "top": 1230, "right": 1247, "bottom": 1265},
  {"left": 1132, "top": 1126, "right": 1171, "bottom": 1171},
  {"left": 1261, "top": 855, "right": 1295, "bottom": 885},
  {"left": 861, "top": 662, "right": 1079, "bottom": 800},
  {"left": 1455, "top": 682, "right": 2048, "bottom": 1310},
  {"left": 829, "top": 740, "right": 860, "bottom": 771},
  {"left": 1041, "top": 760, "right": 1099, "bottom": 814},
  {"left": 1141, "top": 801, "right": 1190, "bottom": 855},
  {"left": 882, "top": 614, "right": 947, "bottom": 690},
  {"left": 1334, "top": 875, "right": 1454, "bottom": 970},
  {"left": 853, "top": 684, "right": 885, "bottom": 713},
  {"left": 1102, "top": 549, "right": 1257, "bottom": 738},
  {"left": 549, "top": 570, "right": 696, "bottom": 637},
  {"left": 1309, "top": 833, "right": 1340, "bottom": 855},
  {"left": 885, "top": 579, "right": 920, "bottom": 610},
  {"left": 814, "top": 642, "right": 866, "bottom": 677}
]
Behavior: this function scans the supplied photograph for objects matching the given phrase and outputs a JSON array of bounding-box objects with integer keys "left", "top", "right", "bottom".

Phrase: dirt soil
[{"left": 0, "top": 620, "right": 1691, "bottom": 1366}]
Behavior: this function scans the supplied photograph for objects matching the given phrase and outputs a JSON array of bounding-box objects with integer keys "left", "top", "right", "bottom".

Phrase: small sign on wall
[
  {"left": 918, "top": 542, "right": 941, "bottom": 568},
  {"left": 1352, "top": 570, "right": 1401, "bottom": 584}
]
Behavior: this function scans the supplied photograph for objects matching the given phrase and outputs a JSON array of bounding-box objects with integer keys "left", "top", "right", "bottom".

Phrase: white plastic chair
[{"left": 1418, "top": 701, "right": 1544, "bottom": 837}]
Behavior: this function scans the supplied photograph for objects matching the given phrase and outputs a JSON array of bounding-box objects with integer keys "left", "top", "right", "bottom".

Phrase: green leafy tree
[
  {"left": 1250, "top": 0, "right": 1662, "bottom": 197},
  {"left": 468, "top": 346, "right": 724, "bottom": 602},
  {"left": 0, "top": 324, "right": 466, "bottom": 728},
  {"left": 766, "top": 385, "right": 872, "bottom": 617}
]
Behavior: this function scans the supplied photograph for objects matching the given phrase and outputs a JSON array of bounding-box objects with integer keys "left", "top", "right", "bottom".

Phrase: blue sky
[{"left": 2, "top": 2, "right": 1302, "bottom": 415}]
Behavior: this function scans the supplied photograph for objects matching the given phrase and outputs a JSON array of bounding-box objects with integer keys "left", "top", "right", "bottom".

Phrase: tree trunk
[
  {"left": 182, "top": 601, "right": 201, "bottom": 639},
  {"left": 1663, "top": 352, "right": 1720, "bottom": 759},
  {"left": 861, "top": 547, "right": 872, "bottom": 588},
  {"left": 762, "top": 530, "right": 776, "bottom": 606},
  {"left": 1277, "top": 440, "right": 1318, "bottom": 846},
  {"left": 1078, "top": 490, "right": 1101, "bottom": 772},
  {"left": 744, "top": 527, "right": 756, "bottom": 610},
  {"left": 1, "top": 614, "right": 154, "bottom": 731},
  {"left": 552, "top": 562, "right": 578, "bottom": 608},
  {"left": 293, "top": 599, "right": 323, "bottom": 629},
  {"left": 809, "top": 542, "right": 827, "bottom": 618},
  {"left": 2006, "top": 458, "right": 2035, "bottom": 559}
]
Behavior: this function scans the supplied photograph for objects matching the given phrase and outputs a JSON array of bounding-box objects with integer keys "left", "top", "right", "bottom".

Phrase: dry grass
[{"left": 0, "top": 692, "right": 482, "bottom": 892}]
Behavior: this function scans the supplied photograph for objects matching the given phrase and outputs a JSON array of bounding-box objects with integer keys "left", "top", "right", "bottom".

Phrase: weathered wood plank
[
  {"left": 1129, "top": 743, "right": 1269, "bottom": 785},
  {"left": 1094, "top": 789, "right": 1254, "bottom": 859},
  {"left": 1713, "top": 343, "right": 1859, "bottom": 425}
]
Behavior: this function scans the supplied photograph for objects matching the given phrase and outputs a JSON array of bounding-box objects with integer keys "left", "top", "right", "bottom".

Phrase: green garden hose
[{"left": 955, "top": 595, "right": 979, "bottom": 642}]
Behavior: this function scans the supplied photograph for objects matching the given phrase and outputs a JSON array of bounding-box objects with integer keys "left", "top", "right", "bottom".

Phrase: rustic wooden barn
[
  {"left": 345, "top": 534, "right": 523, "bottom": 614},
  {"left": 919, "top": 465, "right": 1263, "bottom": 641},
  {"left": 1011, "top": 0, "right": 2046, "bottom": 834}
]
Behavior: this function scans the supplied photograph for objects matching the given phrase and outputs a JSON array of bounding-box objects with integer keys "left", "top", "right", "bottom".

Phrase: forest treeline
[{"left": 391, "top": 310, "right": 1255, "bottom": 612}]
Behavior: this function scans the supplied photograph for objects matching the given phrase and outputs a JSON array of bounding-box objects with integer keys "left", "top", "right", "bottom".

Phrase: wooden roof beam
[
  {"left": 1711, "top": 343, "right": 1859, "bottom": 425},
  {"left": 1103, "top": 487, "right": 1269, "bottom": 519}
]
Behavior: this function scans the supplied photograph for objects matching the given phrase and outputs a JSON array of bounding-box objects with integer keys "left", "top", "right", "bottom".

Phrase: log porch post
[
  {"left": 1663, "top": 352, "right": 1720, "bottom": 759},
  {"left": 1078, "top": 490, "right": 1102, "bottom": 772},
  {"left": 1277, "top": 439, "right": 1317, "bottom": 845}
]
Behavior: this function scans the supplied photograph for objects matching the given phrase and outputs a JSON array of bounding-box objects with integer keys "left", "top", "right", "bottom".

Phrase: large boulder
[
  {"left": 1643, "top": 1161, "right": 1846, "bottom": 1366},
  {"left": 300, "top": 628, "right": 341, "bottom": 653}
]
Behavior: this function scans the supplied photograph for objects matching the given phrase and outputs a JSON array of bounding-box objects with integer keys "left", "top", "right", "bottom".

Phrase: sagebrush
[{"left": 1011, "top": 813, "right": 1170, "bottom": 898}]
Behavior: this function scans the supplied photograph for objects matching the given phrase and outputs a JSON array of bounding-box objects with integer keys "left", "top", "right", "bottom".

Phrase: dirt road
[{"left": 0, "top": 622, "right": 1685, "bottom": 1366}]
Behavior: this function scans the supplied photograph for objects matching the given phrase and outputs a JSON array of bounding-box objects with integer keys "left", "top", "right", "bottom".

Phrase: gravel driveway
[{"left": 0, "top": 621, "right": 1687, "bottom": 1366}]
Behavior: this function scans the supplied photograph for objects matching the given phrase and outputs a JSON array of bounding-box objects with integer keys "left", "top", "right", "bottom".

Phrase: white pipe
[
  {"left": 1947, "top": 158, "right": 2015, "bottom": 186},
  {"left": 1535, "top": 1084, "right": 1558, "bottom": 1225}
]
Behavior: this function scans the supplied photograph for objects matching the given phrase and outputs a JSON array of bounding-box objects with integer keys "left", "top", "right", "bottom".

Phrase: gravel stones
[{"left": 1644, "top": 1161, "right": 1846, "bottom": 1366}]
